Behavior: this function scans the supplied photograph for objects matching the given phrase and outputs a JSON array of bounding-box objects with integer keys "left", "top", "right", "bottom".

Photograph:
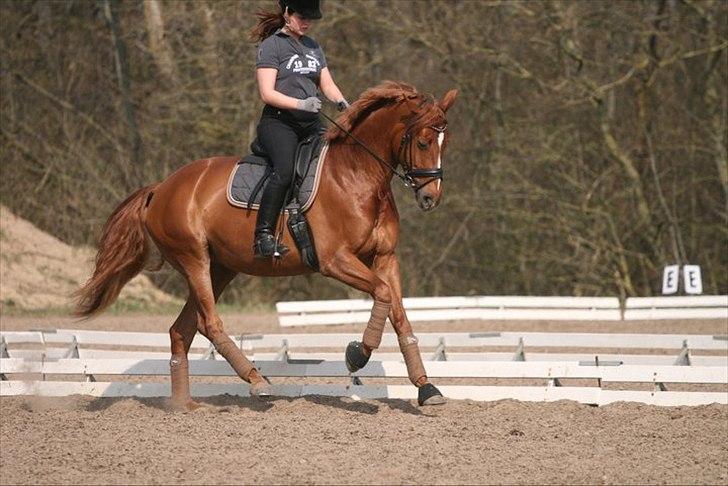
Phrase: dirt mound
[{"left": 0, "top": 205, "right": 180, "bottom": 312}]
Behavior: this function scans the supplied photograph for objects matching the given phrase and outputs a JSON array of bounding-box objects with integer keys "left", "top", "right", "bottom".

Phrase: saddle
[{"left": 227, "top": 133, "right": 328, "bottom": 270}]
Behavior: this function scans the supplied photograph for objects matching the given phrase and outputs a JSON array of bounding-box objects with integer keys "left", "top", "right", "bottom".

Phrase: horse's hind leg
[
  {"left": 177, "top": 255, "right": 269, "bottom": 396},
  {"left": 169, "top": 300, "right": 199, "bottom": 410},
  {"left": 169, "top": 263, "right": 237, "bottom": 410}
]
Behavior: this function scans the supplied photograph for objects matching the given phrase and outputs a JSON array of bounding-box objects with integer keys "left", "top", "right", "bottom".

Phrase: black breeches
[
  {"left": 254, "top": 113, "right": 321, "bottom": 234},
  {"left": 257, "top": 114, "right": 320, "bottom": 189}
]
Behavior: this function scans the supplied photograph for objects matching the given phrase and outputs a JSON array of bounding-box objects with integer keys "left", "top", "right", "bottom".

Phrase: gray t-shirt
[{"left": 256, "top": 29, "right": 327, "bottom": 120}]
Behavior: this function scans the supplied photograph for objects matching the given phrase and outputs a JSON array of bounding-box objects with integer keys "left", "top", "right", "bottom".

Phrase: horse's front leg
[
  {"left": 319, "top": 250, "right": 392, "bottom": 370},
  {"left": 371, "top": 253, "right": 446, "bottom": 406},
  {"left": 321, "top": 250, "right": 445, "bottom": 405}
]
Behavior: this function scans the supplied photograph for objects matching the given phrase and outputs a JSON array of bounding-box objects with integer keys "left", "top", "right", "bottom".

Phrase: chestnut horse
[{"left": 76, "top": 81, "right": 458, "bottom": 409}]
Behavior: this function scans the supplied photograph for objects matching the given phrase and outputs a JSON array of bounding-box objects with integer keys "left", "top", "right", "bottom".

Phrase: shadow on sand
[{"left": 82, "top": 393, "right": 425, "bottom": 416}]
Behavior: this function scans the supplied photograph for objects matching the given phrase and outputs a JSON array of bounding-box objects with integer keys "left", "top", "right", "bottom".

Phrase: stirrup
[{"left": 254, "top": 233, "right": 289, "bottom": 259}]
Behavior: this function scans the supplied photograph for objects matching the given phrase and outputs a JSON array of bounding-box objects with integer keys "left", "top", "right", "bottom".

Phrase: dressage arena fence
[
  {"left": 1, "top": 327, "right": 726, "bottom": 407},
  {"left": 275, "top": 295, "right": 728, "bottom": 326}
]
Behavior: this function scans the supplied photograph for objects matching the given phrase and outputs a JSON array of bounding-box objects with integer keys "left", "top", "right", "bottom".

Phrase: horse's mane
[{"left": 325, "top": 81, "right": 443, "bottom": 142}]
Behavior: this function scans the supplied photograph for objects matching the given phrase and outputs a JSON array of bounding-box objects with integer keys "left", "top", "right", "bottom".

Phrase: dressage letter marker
[
  {"left": 662, "top": 265, "right": 679, "bottom": 295},
  {"left": 683, "top": 265, "right": 703, "bottom": 295},
  {"left": 662, "top": 265, "right": 703, "bottom": 295}
]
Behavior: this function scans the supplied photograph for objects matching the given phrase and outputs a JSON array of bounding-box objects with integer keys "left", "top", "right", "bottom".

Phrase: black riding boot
[{"left": 254, "top": 181, "right": 290, "bottom": 258}]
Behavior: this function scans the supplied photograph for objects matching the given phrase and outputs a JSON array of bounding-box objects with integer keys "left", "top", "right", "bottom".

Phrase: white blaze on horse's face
[
  {"left": 413, "top": 88, "right": 457, "bottom": 212},
  {"left": 412, "top": 127, "right": 446, "bottom": 212},
  {"left": 436, "top": 131, "right": 445, "bottom": 192}
]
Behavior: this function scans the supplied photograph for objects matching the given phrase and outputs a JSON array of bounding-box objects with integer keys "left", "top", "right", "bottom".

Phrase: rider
[{"left": 250, "top": 0, "right": 349, "bottom": 258}]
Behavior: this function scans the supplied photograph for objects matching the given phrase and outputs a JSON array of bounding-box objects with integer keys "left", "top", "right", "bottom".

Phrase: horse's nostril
[{"left": 421, "top": 194, "right": 435, "bottom": 209}]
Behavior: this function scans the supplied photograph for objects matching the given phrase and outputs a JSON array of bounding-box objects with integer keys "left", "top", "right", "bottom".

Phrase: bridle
[
  {"left": 319, "top": 109, "right": 446, "bottom": 193},
  {"left": 397, "top": 124, "right": 447, "bottom": 191}
]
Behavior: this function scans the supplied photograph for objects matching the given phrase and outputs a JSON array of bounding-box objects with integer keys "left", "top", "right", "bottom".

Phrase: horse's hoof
[
  {"left": 250, "top": 381, "right": 272, "bottom": 397},
  {"left": 345, "top": 341, "right": 370, "bottom": 372},
  {"left": 184, "top": 400, "right": 206, "bottom": 411},
  {"left": 418, "top": 383, "right": 446, "bottom": 406},
  {"left": 169, "top": 399, "right": 204, "bottom": 412}
]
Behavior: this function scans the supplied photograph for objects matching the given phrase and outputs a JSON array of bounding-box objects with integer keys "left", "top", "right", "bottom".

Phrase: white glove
[{"left": 297, "top": 97, "right": 322, "bottom": 113}]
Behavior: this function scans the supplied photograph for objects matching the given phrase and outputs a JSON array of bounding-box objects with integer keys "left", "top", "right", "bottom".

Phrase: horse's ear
[{"left": 439, "top": 89, "right": 458, "bottom": 112}]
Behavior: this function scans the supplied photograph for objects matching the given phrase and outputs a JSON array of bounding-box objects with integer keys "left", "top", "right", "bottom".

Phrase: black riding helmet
[{"left": 279, "top": 0, "right": 323, "bottom": 20}]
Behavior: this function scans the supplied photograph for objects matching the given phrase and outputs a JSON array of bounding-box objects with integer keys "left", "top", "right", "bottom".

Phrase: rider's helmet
[{"left": 278, "top": 0, "right": 323, "bottom": 20}]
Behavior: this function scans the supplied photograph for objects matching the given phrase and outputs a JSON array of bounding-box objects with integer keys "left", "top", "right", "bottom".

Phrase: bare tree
[
  {"left": 143, "top": 0, "right": 179, "bottom": 85},
  {"left": 102, "top": 0, "right": 144, "bottom": 181}
]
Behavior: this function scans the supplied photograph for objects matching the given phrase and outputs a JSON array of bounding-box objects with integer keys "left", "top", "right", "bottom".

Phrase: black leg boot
[{"left": 254, "top": 181, "right": 290, "bottom": 258}]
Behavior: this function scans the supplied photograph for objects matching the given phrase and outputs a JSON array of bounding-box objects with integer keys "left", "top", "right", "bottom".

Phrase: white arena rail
[
  {"left": 276, "top": 295, "right": 728, "bottom": 326},
  {"left": 3, "top": 329, "right": 727, "bottom": 352},
  {"left": 276, "top": 296, "right": 623, "bottom": 326},
  {"left": 4, "top": 349, "right": 726, "bottom": 367},
  {"left": 624, "top": 295, "right": 728, "bottom": 320},
  {"left": 2, "top": 330, "right": 727, "bottom": 361},
  {"left": 1, "top": 356, "right": 726, "bottom": 406},
  {"left": 2, "top": 358, "right": 726, "bottom": 383},
  {"left": 1, "top": 330, "right": 726, "bottom": 407}
]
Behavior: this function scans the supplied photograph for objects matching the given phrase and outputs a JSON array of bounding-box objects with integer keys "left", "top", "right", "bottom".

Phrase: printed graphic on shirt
[{"left": 285, "top": 52, "right": 321, "bottom": 74}]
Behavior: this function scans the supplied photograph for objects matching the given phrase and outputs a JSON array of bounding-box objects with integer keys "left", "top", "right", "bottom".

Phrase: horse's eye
[{"left": 417, "top": 139, "right": 429, "bottom": 150}]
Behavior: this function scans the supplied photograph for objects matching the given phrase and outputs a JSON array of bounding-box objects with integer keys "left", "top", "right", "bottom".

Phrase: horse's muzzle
[{"left": 417, "top": 192, "right": 439, "bottom": 212}]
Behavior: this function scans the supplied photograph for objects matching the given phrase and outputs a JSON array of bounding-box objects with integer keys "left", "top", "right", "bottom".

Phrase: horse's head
[
  {"left": 397, "top": 89, "right": 458, "bottom": 211},
  {"left": 326, "top": 81, "right": 458, "bottom": 211}
]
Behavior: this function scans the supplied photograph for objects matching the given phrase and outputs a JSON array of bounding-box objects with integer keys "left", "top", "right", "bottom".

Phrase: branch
[
  {"left": 658, "top": 40, "right": 728, "bottom": 68},
  {"left": 12, "top": 71, "right": 125, "bottom": 155}
]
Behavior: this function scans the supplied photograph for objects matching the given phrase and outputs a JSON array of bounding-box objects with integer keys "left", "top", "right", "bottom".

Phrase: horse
[{"left": 75, "top": 80, "right": 458, "bottom": 409}]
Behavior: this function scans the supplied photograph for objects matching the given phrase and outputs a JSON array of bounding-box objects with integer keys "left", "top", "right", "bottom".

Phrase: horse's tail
[{"left": 74, "top": 184, "right": 158, "bottom": 318}]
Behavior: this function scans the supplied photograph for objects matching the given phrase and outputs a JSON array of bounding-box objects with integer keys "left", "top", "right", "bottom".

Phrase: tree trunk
[
  {"left": 599, "top": 90, "right": 652, "bottom": 229},
  {"left": 102, "top": 0, "right": 143, "bottom": 183},
  {"left": 200, "top": 1, "right": 222, "bottom": 113},
  {"left": 143, "top": 0, "right": 179, "bottom": 85}
]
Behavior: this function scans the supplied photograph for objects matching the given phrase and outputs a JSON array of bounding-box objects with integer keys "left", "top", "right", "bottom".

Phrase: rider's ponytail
[{"left": 250, "top": 5, "right": 285, "bottom": 42}]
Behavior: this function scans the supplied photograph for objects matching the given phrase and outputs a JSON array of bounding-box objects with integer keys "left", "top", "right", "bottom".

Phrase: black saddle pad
[{"left": 227, "top": 138, "right": 328, "bottom": 212}]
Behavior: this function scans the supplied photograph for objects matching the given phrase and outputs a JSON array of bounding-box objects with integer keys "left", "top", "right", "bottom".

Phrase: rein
[{"left": 319, "top": 110, "right": 445, "bottom": 192}]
